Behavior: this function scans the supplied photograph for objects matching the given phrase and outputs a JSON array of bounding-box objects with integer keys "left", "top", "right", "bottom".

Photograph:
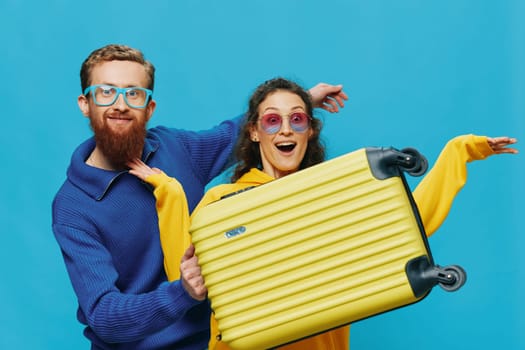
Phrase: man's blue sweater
[{"left": 52, "top": 118, "right": 241, "bottom": 350}]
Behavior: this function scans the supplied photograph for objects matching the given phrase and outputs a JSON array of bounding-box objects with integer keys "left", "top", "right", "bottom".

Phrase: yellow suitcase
[{"left": 190, "top": 147, "right": 466, "bottom": 350}]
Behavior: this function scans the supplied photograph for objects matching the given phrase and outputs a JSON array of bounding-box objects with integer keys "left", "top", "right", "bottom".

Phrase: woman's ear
[{"left": 249, "top": 126, "right": 259, "bottom": 142}]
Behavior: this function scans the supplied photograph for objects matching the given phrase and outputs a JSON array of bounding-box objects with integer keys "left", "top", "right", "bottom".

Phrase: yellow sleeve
[
  {"left": 413, "top": 134, "right": 494, "bottom": 236},
  {"left": 144, "top": 172, "right": 191, "bottom": 281}
]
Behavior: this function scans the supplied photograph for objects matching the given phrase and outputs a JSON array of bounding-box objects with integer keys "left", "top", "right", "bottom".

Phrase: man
[{"left": 52, "top": 44, "right": 347, "bottom": 350}]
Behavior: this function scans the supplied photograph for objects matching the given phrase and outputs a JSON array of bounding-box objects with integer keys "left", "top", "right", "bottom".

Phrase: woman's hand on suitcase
[{"left": 180, "top": 244, "right": 208, "bottom": 301}]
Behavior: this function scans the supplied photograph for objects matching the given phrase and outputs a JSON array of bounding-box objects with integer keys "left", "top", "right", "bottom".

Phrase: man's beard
[{"left": 90, "top": 116, "right": 147, "bottom": 170}]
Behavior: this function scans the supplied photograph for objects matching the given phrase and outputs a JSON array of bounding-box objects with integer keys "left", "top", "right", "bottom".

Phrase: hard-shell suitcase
[{"left": 190, "top": 147, "right": 466, "bottom": 350}]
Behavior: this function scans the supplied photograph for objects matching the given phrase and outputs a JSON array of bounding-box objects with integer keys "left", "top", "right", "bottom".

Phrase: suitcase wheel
[
  {"left": 400, "top": 147, "right": 429, "bottom": 177},
  {"left": 437, "top": 265, "right": 467, "bottom": 292}
]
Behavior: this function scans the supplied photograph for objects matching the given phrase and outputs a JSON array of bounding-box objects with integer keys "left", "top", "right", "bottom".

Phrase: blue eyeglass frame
[{"left": 83, "top": 84, "right": 153, "bottom": 109}]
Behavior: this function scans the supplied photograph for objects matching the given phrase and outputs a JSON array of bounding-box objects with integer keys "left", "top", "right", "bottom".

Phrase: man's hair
[
  {"left": 231, "top": 77, "right": 325, "bottom": 182},
  {"left": 80, "top": 44, "right": 155, "bottom": 92}
]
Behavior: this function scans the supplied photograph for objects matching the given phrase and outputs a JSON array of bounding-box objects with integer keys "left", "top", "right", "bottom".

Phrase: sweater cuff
[
  {"left": 145, "top": 172, "right": 173, "bottom": 188},
  {"left": 469, "top": 134, "right": 494, "bottom": 160},
  {"left": 452, "top": 134, "right": 494, "bottom": 162}
]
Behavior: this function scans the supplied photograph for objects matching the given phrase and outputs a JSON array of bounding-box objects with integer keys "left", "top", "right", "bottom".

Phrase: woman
[{"left": 128, "top": 77, "right": 518, "bottom": 349}]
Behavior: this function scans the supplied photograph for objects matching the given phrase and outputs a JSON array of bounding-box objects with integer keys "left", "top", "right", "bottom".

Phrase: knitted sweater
[{"left": 51, "top": 117, "right": 241, "bottom": 350}]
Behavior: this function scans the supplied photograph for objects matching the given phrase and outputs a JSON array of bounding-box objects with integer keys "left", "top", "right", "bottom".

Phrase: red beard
[{"left": 90, "top": 116, "right": 147, "bottom": 170}]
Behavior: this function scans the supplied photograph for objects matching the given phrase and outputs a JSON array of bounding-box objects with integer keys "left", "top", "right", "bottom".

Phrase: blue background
[{"left": 1, "top": 1, "right": 523, "bottom": 349}]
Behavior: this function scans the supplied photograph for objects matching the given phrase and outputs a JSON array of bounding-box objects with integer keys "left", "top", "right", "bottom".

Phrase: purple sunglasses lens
[{"left": 260, "top": 113, "right": 310, "bottom": 134}]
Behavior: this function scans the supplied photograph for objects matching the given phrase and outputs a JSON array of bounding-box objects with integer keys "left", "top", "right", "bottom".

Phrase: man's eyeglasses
[
  {"left": 258, "top": 112, "right": 311, "bottom": 134},
  {"left": 83, "top": 85, "right": 153, "bottom": 109}
]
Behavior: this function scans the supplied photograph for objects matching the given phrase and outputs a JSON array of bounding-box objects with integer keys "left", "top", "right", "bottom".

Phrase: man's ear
[
  {"left": 78, "top": 95, "right": 90, "bottom": 117},
  {"left": 145, "top": 99, "right": 157, "bottom": 122}
]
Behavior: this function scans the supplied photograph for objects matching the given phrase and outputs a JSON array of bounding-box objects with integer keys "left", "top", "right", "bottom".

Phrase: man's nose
[{"left": 113, "top": 93, "right": 128, "bottom": 109}]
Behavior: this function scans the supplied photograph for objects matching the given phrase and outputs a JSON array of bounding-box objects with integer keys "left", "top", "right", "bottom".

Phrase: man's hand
[
  {"left": 309, "top": 83, "right": 349, "bottom": 113},
  {"left": 180, "top": 244, "right": 207, "bottom": 301}
]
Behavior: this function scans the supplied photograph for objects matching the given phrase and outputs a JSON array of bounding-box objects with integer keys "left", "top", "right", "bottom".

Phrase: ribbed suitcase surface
[{"left": 191, "top": 148, "right": 432, "bottom": 349}]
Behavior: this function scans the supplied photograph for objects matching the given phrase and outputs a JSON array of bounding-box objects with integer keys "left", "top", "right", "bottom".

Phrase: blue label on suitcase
[{"left": 225, "top": 226, "right": 246, "bottom": 238}]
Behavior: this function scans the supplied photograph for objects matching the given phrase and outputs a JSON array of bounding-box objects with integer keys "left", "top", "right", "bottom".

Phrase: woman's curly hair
[{"left": 231, "top": 77, "right": 325, "bottom": 182}]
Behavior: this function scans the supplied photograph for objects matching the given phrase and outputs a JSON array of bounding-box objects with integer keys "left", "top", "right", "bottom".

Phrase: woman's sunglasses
[{"left": 258, "top": 112, "right": 311, "bottom": 135}]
